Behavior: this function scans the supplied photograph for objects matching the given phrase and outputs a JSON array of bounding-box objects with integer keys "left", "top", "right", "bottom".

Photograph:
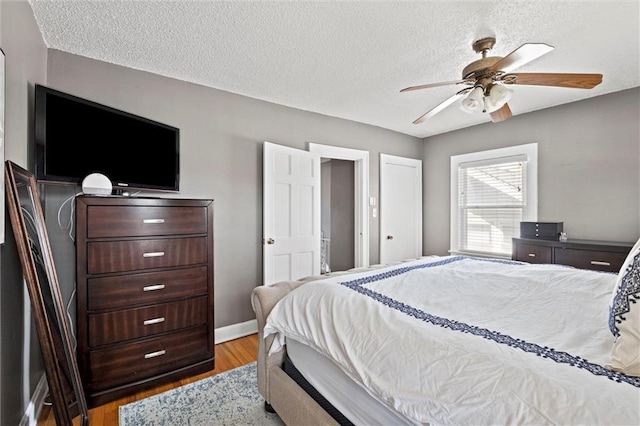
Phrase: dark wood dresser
[
  {"left": 512, "top": 237, "right": 633, "bottom": 273},
  {"left": 75, "top": 195, "right": 214, "bottom": 407}
]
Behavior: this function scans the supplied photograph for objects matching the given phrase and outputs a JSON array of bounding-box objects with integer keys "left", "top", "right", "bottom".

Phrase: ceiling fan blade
[
  {"left": 400, "top": 79, "right": 472, "bottom": 93},
  {"left": 490, "top": 43, "right": 554, "bottom": 73},
  {"left": 504, "top": 73, "right": 603, "bottom": 89},
  {"left": 490, "top": 103, "right": 512, "bottom": 123},
  {"left": 413, "top": 91, "right": 467, "bottom": 124}
]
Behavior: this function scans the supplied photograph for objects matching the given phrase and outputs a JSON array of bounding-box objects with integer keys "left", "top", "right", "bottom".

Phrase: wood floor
[{"left": 37, "top": 333, "right": 258, "bottom": 425}]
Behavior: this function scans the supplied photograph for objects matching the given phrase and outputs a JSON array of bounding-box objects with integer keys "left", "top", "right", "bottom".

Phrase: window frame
[{"left": 450, "top": 143, "right": 538, "bottom": 258}]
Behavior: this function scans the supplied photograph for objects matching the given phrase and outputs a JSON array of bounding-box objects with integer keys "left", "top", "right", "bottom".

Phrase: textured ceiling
[{"left": 29, "top": 1, "right": 640, "bottom": 138}]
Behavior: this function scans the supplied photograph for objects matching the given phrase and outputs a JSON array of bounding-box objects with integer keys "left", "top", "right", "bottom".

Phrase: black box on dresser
[
  {"left": 520, "top": 221, "right": 564, "bottom": 240},
  {"left": 75, "top": 195, "right": 215, "bottom": 407}
]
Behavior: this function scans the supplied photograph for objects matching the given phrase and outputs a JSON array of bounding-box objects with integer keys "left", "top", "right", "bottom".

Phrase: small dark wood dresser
[
  {"left": 75, "top": 195, "right": 214, "bottom": 407},
  {"left": 512, "top": 237, "right": 634, "bottom": 273}
]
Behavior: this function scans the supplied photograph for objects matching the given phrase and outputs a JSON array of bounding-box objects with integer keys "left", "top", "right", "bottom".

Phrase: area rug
[{"left": 119, "top": 362, "right": 284, "bottom": 425}]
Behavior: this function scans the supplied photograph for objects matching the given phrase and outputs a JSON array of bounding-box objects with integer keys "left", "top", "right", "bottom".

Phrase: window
[{"left": 450, "top": 143, "right": 537, "bottom": 258}]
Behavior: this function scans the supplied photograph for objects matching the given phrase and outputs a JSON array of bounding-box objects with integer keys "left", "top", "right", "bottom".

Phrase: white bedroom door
[
  {"left": 379, "top": 154, "right": 422, "bottom": 264},
  {"left": 263, "top": 142, "right": 321, "bottom": 285}
]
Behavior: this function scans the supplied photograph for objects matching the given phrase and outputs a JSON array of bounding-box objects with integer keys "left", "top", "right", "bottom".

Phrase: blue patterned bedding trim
[
  {"left": 609, "top": 250, "right": 640, "bottom": 337},
  {"left": 339, "top": 256, "right": 640, "bottom": 388}
]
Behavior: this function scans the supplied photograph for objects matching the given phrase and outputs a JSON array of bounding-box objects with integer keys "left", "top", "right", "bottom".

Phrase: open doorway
[
  {"left": 309, "top": 143, "right": 369, "bottom": 271},
  {"left": 320, "top": 158, "right": 355, "bottom": 273}
]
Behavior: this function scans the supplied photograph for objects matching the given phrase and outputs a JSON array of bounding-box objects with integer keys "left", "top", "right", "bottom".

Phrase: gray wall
[
  {"left": 0, "top": 1, "right": 48, "bottom": 425},
  {"left": 321, "top": 160, "right": 332, "bottom": 267},
  {"left": 423, "top": 87, "right": 640, "bottom": 256},
  {"left": 44, "top": 49, "right": 424, "bottom": 330},
  {"left": 320, "top": 159, "right": 355, "bottom": 272},
  {"left": 329, "top": 159, "right": 355, "bottom": 271}
]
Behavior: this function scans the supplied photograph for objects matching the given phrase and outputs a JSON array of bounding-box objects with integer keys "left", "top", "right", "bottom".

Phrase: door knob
[
  {"left": 266, "top": 238, "right": 275, "bottom": 245},
  {"left": 387, "top": 235, "right": 394, "bottom": 240}
]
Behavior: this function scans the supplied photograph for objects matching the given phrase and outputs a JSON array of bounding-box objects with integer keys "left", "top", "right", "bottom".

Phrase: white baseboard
[
  {"left": 20, "top": 373, "right": 48, "bottom": 426},
  {"left": 215, "top": 319, "right": 258, "bottom": 344}
]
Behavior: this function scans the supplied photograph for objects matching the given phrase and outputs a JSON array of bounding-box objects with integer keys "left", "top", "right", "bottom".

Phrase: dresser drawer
[
  {"left": 514, "top": 243, "right": 552, "bottom": 264},
  {"left": 89, "top": 325, "right": 210, "bottom": 391},
  {"left": 554, "top": 248, "right": 626, "bottom": 272},
  {"left": 87, "top": 266, "right": 208, "bottom": 311},
  {"left": 89, "top": 296, "right": 209, "bottom": 346},
  {"left": 86, "top": 205, "right": 208, "bottom": 238},
  {"left": 87, "top": 237, "right": 207, "bottom": 274}
]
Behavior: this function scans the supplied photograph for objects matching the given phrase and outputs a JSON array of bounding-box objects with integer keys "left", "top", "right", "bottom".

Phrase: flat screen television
[{"left": 34, "top": 84, "right": 180, "bottom": 192}]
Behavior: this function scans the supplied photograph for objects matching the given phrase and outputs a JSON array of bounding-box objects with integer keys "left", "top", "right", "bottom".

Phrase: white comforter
[{"left": 264, "top": 256, "right": 640, "bottom": 425}]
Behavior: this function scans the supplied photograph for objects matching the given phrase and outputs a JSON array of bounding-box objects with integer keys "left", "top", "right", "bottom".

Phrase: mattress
[{"left": 286, "top": 337, "right": 416, "bottom": 426}]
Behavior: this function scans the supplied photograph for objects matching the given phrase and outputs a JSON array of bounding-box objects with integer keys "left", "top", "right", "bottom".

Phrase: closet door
[{"left": 380, "top": 154, "right": 422, "bottom": 264}]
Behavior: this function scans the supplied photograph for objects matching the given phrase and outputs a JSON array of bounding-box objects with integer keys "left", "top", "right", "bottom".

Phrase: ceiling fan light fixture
[
  {"left": 402, "top": 37, "right": 601, "bottom": 125},
  {"left": 461, "top": 86, "right": 484, "bottom": 113},
  {"left": 485, "top": 83, "right": 513, "bottom": 113}
]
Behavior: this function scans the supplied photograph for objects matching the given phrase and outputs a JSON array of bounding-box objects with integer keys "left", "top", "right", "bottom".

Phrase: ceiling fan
[{"left": 401, "top": 37, "right": 603, "bottom": 125}]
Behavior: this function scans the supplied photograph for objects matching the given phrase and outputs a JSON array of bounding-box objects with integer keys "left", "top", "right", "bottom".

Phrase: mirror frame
[{"left": 5, "top": 160, "right": 88, "bottom": 425}]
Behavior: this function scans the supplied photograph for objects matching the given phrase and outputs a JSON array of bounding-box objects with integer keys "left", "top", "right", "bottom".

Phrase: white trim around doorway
[{"left": 308, "top": 143, "right": 370, "bottom": 268}]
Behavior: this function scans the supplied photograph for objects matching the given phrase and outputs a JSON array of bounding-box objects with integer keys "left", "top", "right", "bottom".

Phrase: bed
[{"left": 251, "top": 246, "right": 640, "bottom": 425}]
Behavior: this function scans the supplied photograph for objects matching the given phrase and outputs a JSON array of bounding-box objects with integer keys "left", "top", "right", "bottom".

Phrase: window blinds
[{"left": 457, "top": 155, "right": 526, "bottom": 255}]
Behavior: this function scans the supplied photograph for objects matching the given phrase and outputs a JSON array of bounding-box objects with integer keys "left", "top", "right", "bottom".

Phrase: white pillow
[{"left": 606, "top": 237, "right": 640, "bottom": 376}]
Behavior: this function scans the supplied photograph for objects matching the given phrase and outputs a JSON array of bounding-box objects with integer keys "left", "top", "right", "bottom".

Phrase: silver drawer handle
[
  {"left": 143, "top": 284, "right": 165, "bottom": 292},
  {"left": 143, "top": 251, "right": 165, "bottom": 258},
  {"left": 528, "top": 253, "right": 536, "bottom": 257},
  {"left": 590, "top": 260, "right": 611, "bottom": 266},
  {"left": 143, "top": 317, "right": 165, "bottom": 326},
  {"left": 144, "top": 349, "right": 166, "bottom": 359},
  {"left": 143, "top": 219, "right": 165, "bottom": 224}
]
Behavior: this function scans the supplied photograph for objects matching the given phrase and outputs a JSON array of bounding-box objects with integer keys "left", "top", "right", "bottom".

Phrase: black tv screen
[{"left": 34, "top": 84, "right": 180, "bottom": 192}]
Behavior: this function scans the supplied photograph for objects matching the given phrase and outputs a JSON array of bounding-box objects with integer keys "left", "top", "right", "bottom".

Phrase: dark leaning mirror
[{"left": 5, "top": 160, "right": 88, "bottom": 425}]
